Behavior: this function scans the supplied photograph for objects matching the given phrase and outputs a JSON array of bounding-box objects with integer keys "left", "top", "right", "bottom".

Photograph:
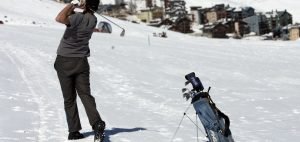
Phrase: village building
[
  {"left": 138, "top": 9, "right": 153, "bottom": 23},
  {"left": 190, "top": 6, "right": 202, "bottom": 25},
  {"left": 232, "top": 8, "right": 243, "bottom": 20},
  {"left": 242, "top": 7, "right": 255, "bottom": 19},
  {"left": 225, "top": 20, "right": 249, "bottom": 37},
  {"left": 163, "top": 0, "right": 192, "bottom": 33},
  {"left": 202, "top": 23, "right": 228, "bottom": 38},
  {"left": 138, "top": 7, "right": 164, "bottom": 23},
  {"left": 197, "top": 8, "right": 210, "bottom": 24},
  {"left": 226, "top": 7, "right": 235, "bottom": 19},
  {"left": 231, "top": 7, "right": 255, "bottom": 21},
  {"left": 169, "top": 16, "right": 193, "bottom": 33},
  {"left": 206, "top": 4, "right": 227, "bottom": 23},
  {"left": 243, "top": 14, "right": 269, "bottom": 35},
  {"left": 265, "top": 10, "right": 293, "bottom": 31},
  {"left": 160, "top": 18, "right": 174, "bottom": 26},
  {"left": 190, "top": 5, "right": 255, "bottom": 25},
  {"left": 281, "top": 25, "right": 300, "bottom": 40},
  {"left": 98, "top": 4, "right": 127, "bottom": 20},
  {"left": 287, "top": 27, "right": 300, "bottom": 40}
]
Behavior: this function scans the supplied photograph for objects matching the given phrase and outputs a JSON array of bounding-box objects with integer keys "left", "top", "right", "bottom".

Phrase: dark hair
[{"left": 86, "top": 0, "right": 100, "bottom": 11}]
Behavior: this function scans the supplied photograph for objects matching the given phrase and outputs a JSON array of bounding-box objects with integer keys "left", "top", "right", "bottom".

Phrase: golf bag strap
[
  {"left": 217, "top": 109, "right": 231, "bottom": 137},
  {"left": 191, "top": 92, "right": 209, "bottom": 104}
]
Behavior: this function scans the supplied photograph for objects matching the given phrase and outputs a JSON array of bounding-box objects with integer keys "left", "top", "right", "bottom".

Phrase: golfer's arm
[{"left": 55, "top": 4, "right": 75, "bottom": 25}]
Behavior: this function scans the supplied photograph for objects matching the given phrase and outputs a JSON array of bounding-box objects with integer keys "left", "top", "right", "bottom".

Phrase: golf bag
[{"left": 182, "top": 72, "right": 234, "bottom": 142}]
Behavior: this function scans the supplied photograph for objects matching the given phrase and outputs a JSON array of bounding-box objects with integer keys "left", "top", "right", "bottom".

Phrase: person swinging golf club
[{"left": 54, "top": 0, "right": 106, "bottom": 141}]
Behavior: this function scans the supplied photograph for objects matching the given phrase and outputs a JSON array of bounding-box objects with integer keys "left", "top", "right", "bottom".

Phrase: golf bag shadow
[{"left": 183, "top": 72, "right": 234, "bottom": 142}]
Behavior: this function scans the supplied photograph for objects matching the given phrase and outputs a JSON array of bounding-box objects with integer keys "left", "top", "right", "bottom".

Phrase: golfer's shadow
[{"left": 82, "top": 127, "right": 147, "bottom": 142}]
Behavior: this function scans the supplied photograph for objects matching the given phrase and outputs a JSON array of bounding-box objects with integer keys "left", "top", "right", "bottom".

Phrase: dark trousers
[{"left": 54, "top": 55, "right": 102, "bottom": 132}]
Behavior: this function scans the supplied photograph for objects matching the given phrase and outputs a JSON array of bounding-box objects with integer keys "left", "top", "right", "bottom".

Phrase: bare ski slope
[{"left": 1, "top": 0, "right": 300, "bottom": 142}]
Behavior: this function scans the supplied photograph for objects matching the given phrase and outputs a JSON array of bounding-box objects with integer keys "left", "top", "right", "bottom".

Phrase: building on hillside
[
  {"left": 98, "top": 4, "right": 127, "bottom": 20},
  {"left": 242, "top": 7, "right": 255, "bottom": 19},
  {"left": 202, "top": 23, "right": 228, "bottom": 38},
  {"left": 138, "top": 9, "right": 153, "bottom": 23},
  {"left": 243, "top": 14, "right": 269, "bottom": 35},
  {"left": 226, "top": 7, "right": 235, "bottom": 19},
  {"left": 190, "top": 4, "right": 235, "bottom": 25},
  {"left": 152, "top": 7, "right": 164, "bottom": 20},
  {"left": 232, "top": 8, "right": 242, "bottom": 20},
  {"left": 138, "top": 7, "right": 164, "bottom": 23},
  {"left": 288, "top": 27, "right": 299, "bottom": 40},
  {"left": 266, "top": 10, "right": 293, "bottom": 31},
  {"left": 162, "top": 0, "right": 192, "bottom": 33},
  {"left": 281, "top": 26, "right": 300, "bottom": 41},
  {"left": 169, "top": 16, "right": 193, "bottom": 33},
  {"left": 225, "top": 20, "right": 249, "bottom": 37},
  {"left": 197, "top": 8, "right": 210, "bottom": 24},
  {"left": 231, "top": 7, "right": 255, "bottom": 20},
  {"left": 206, "top": 4, "right": 227, "bottom": 23},
  {"left": 159, "top": 18, "right": 174, "bottom": 26},
  {"left": 190, "top": 6, "right": 202, "bottom": 24}
]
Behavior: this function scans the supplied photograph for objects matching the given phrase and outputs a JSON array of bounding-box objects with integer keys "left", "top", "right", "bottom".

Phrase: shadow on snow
[{"left": 82, "top": 127, "right": 147, "bottom": 142}]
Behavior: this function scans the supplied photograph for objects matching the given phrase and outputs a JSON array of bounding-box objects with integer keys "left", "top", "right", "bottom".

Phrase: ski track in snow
[{"left": 1, "top": 43, "right": 66, "bottom": 142}]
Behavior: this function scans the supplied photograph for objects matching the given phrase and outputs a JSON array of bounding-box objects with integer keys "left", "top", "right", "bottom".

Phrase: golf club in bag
[{"left": 182, "top": 72, "right": 234, "bottom": 142}]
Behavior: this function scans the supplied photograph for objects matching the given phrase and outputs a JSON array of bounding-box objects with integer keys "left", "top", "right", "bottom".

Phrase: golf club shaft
[
  {"left": 91, "top": 7, "right": 125, "bottom": 30},
  {"left": 98, "top": 14, "right": 124, "bottom": 30}
]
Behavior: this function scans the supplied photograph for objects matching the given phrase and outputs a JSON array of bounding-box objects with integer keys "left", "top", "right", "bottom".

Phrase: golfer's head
[{"left": 85, "top": 0, "right": 100, "bottom": 11}]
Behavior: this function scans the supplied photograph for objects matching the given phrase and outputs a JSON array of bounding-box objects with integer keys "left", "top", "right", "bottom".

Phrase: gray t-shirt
[{"left": 57, "top": 12, "right": 97, "bottom": 57}]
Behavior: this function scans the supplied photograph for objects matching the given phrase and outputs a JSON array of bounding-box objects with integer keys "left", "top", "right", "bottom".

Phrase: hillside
[
  {"left": 0, "top": 0, "right": 300, "bottom": 142},
  {"left": 185, "top": 0, "right": 300, "bottom": 22},
  {"left": 100, "top": 0, "right": 300, "bottom": 22}
]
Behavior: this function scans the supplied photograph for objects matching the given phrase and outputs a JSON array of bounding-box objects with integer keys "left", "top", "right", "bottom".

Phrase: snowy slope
[
  {"left": 1, "top": 0, "right": 300, "bottom": 142},
  {"left": 0, "top": 0, "right": 63, "bottom": 27}
]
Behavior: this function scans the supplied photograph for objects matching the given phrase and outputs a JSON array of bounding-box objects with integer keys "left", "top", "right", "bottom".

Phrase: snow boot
[
  {"left": 93, "top": 120, "right": 106, "bottom": 142},
  {"left": 68, "top": 131, "right": 84, "bottom": 140}
]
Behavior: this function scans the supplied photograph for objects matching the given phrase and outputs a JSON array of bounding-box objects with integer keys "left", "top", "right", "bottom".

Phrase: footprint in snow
[
  {"left": 12, "top": 106, "right": 22, "bottom": 111},
  {"left": 255, "top": 106, "right": 264, "bottom": 110},
  {"left": 293, "top": 109, "right": 300, "bottom": 114}
]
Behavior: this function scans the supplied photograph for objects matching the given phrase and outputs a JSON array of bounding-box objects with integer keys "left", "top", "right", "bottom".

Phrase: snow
[{"left": 1, "top": 0, "right": 300, "bottom": 142}]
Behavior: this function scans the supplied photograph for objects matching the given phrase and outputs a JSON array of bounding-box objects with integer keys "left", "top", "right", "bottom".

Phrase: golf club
[{"left": 90, "top": 5, "right": 125, "bottom": 37}]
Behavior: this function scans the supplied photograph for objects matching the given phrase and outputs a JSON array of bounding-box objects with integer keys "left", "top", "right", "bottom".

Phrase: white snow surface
[{"left": 1, "top": 0, "right": 300, "bottom": 142}]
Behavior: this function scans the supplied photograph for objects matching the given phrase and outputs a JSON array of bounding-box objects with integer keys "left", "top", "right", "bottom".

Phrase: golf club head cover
[{"left": 185, "top": 72, "right": 204, "bottom": 92}]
